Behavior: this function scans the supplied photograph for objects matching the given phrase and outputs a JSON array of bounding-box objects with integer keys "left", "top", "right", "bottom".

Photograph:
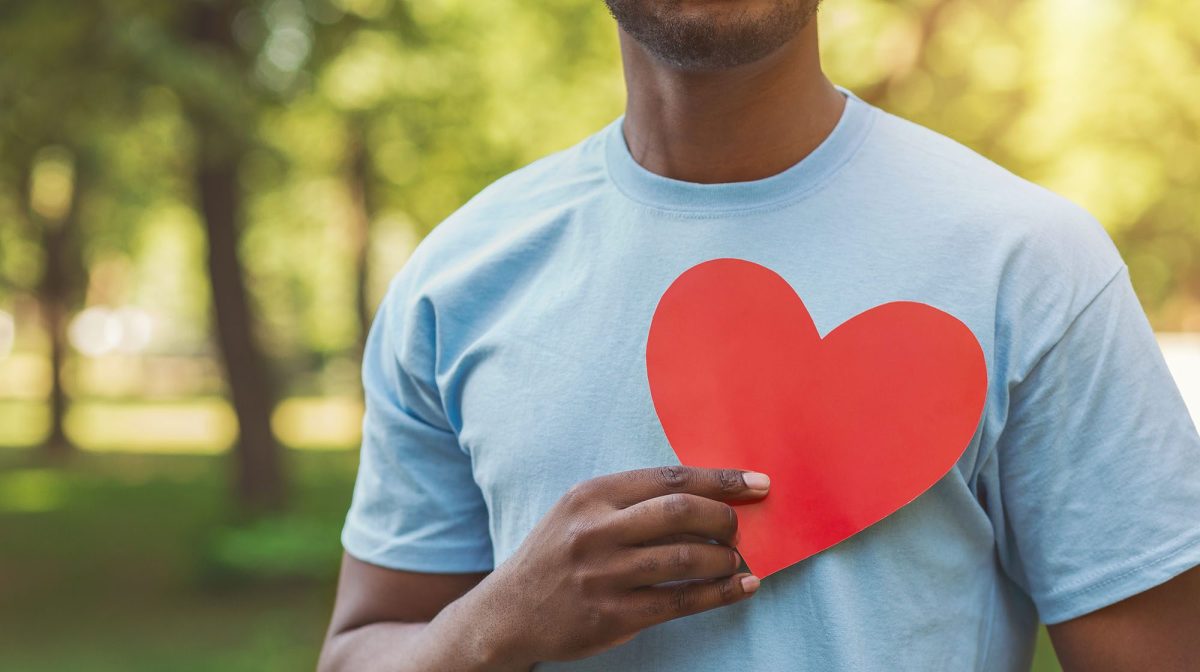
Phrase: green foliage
[
  {"left": 3, "top": 0, "right": 626, "bottom": 363},
  {"left": 2, "top": 0, "right": 1195, "bottom": 368},
  {"left": 199, "top": 514, "right": 345, "bottom": 585}
]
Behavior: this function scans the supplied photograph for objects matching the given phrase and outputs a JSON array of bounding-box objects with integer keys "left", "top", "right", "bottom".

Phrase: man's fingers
[
  {"left": 596, "top": 465, "right": 770, "bottom": 508},
  {"left": 619, "top": 543, "right": 742, "bottom": 587},
  {"left": 626, "top": 572, "right": 760, "bottom": 628},
  {"left": 612, "top": 493, "right": 739, "bottom": 546}
]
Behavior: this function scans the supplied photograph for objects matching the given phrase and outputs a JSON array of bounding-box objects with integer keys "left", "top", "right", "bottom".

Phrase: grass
[
  {"left": 0, "top": 449, "right": 1064, "bottom": 671},
  {"left": 0, "top": 450, "right": 357, "bottom": 672}
]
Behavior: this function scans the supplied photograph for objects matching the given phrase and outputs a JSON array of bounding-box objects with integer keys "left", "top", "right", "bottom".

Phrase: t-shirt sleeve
[
  {"left": 340, "top": 267, "right": 494, "bottom": 573},
  {"left": 994, "top": 264, "right": 1200, "bottom": 624}
]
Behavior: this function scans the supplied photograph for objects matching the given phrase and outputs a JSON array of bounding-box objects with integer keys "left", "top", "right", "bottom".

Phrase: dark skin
[
  {"left": 319, "top": 2, "right": 1200, "bottom": 670},
  {"left": 612, "top": 0, "right": 845, "bottom": 185}
]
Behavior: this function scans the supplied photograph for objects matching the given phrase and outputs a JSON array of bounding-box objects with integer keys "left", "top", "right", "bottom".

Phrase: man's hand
[
  {"left": 317, "top": 465, "right": 769, "bottom": 672},
  {"left": 466, "top": 465, "right": 770, "bottom": 667}
]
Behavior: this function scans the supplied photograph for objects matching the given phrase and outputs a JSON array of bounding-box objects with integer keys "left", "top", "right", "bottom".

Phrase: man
[{"left": 318, "top": 1, "right": 1200, "bottom": 670}]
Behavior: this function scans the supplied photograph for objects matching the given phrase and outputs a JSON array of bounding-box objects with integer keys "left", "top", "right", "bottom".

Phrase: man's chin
[{"left": 606, "top": 0, "right": 818, "bottom": 71}]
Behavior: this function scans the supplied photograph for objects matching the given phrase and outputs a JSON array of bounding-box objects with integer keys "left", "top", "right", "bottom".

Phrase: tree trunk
[
  {"left": 185, "top": 0, "right": 286, "bottom": 513},
  {"left": 41, "top": 240, "right": 71, "bottom": 460},
  {"left": 27, "top": 152, "right": 81, "bottom": 461},
  {"left": 347, "top": 117, "right": 375, "bottom": 357},
  {"left": 195, "top": 136, "right": 286, "bottom": 513}
]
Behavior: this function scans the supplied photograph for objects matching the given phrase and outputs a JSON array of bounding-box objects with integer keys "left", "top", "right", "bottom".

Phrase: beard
[{"left": 603, "top": 0, "right": 822, "bottom": 71}]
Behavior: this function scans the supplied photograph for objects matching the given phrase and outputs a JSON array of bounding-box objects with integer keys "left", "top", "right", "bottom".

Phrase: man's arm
[
  {"left": 1048, "top": 565, "right": 1200, "bottom": 671},
  {"left": 317, "top": 555, "right": 498, "bottom": 672}
]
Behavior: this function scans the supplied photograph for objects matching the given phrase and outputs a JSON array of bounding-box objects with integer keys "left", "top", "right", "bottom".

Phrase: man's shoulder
[
  {"left": 864, "top": 106, "right": 1089, "bottom": 227},
  {"left": 862, "top": 104, "right": 1123, "bottom": 282},
  {"left": 856, "top": 104, "right": 1128, "bottom": 362},
  {"left": 424, "top": 128, "right": 609, "bottom": 250},
  {"left": 383, "top": 123, "right": 611, "bottom": 303}
]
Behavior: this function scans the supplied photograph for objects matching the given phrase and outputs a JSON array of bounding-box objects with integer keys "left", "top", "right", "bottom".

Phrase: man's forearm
[{"left": 317, "top": 578, "right": 533, "bottom": 672}]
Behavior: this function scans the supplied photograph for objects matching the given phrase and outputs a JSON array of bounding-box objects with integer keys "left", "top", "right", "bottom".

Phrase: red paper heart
[{"left": 646, "top": 258, "right": 987, "bottom": 578}]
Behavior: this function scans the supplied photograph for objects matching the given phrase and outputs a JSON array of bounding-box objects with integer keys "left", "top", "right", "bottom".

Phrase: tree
[
  {"left": 184, "top": 0, "right": 287, "bottom": 511},
  {"left": 25, "top": 148, "right": 84, "bottom": 459},
  {"left": 0, "top": 2, "right": 102, "bottom": 459},
  {"left": 107, "top": 0, "right": 290, "bottom": 510}
]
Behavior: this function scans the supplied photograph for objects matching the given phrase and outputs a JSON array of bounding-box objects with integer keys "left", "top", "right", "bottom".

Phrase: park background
[{"left": 1, "top": 0, "right": 1197, "bottom": 669}]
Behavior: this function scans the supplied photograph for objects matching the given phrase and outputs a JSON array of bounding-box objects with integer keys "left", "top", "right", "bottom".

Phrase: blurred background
[{"left": 0, "top": 0, "right": 1196, "bottom": 669}]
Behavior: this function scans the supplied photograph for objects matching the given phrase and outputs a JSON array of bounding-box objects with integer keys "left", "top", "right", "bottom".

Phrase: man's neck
[{"left": 618, "top": 19, "right": 844, "bottom": 185}]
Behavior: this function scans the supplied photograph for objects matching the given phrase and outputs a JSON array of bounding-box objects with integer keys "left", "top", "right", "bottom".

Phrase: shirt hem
[
  {"left": 1036, "top": 532, "right": 1200, "bottom": 624},
  {"left": 342, "top": 523, "right": 495, "bottom": 574}
]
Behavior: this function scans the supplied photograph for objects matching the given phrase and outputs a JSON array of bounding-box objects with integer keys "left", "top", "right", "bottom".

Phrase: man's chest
[{"left": 440, "top": 256, "right": 1000, "bottom": 566}]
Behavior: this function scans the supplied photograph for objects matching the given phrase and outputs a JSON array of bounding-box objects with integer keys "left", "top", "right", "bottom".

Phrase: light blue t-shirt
[{"left": 342, "top": 86, "right": 1200, "bottom": 670}]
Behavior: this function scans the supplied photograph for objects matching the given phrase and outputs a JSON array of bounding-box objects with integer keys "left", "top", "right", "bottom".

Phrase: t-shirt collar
[{"left": 603, "top": 84, "right": 875, "bottom": 214}]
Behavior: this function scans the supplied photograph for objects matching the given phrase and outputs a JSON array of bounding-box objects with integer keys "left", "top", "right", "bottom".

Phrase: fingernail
[
  {"left": 743, "top": 472, "right": 770, "bottom": 490},
  {"left": 740, "top": 575, "right": 760, "bottom": 593}
]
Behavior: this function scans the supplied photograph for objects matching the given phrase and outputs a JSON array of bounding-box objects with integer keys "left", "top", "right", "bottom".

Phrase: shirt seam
[
  {"left": 342, "top": 518, "right": 493, "bottom": 565},
  {"left": 602, "top": 106, "right": 879, "bottom": 220},
  {"left": 1013, "top": 262, "right": 1130, "bottom": 386},
  {"left": 970, "top": 264, "right": 1129, "bottom": 485}
]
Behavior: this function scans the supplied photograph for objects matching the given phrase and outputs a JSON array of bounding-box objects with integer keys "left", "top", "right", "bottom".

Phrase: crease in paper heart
[{"left": 645, "top": 258, "right": 988, "bottom": 578}]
